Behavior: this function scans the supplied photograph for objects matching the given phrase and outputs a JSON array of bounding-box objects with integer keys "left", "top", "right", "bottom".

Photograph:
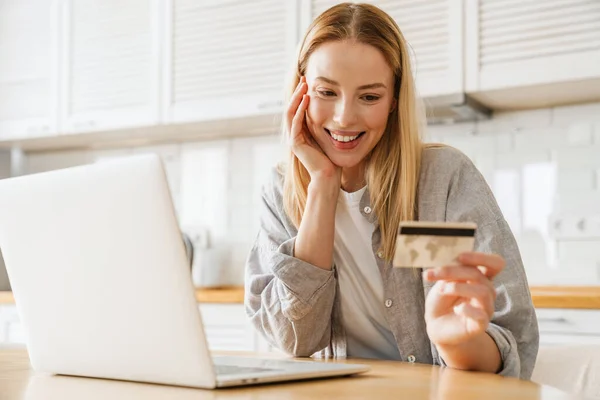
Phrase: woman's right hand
[{"left": 286, "top": 76, "right": 341, "bottom": 185}]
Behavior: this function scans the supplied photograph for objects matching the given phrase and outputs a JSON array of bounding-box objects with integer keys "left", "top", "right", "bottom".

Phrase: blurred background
[{"left": 0, "top": 0, "right": 599, "bottom": 349}]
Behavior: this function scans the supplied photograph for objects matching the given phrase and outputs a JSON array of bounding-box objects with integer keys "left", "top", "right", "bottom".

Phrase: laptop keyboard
[{"left": 215, "top": 364, "right": 280, "bottom": 376}]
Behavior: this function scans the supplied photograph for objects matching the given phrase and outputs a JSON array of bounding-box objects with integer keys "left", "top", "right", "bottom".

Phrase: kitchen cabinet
[
  {"left": 465, "top": 0, "right": 600, "bottom": 109},
  {"left": 60, "top": 0, "right": 161, "bottom": 135},
  {"left": 5, "top": 302, "right": 600, "bottom": 351},
  {"left": 199, "top": 304, "right": 273, "bottom": 353},
  {"left": 536, "top": 308, "right": 600, "bottom": 346},
  {"left": 0, "top": 303, "right": 274, "bottom": 353},
  {"left": 304, "top": 0, "right": 464, "bottom": 98},
  {"left": 163, "top": 0, "right": 298, "bottom": 126},
  {"left": 0, "top": 0, "right": 59, "bottom": 141},
  {"left": 0, "top": 305, "right": 25, "bottom": 344},
  {"left": 2, "top": 0, "right": 598, "bottom": 151}
]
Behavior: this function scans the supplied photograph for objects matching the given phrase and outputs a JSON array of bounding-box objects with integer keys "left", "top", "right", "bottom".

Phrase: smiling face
[{"left": 304, "top": 40, "right": 396, "bottom": 170}]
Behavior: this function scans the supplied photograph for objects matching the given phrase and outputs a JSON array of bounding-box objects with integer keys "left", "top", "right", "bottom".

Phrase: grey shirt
[{"left": 244, "top": 146, "right": 539, "bottom": 379}]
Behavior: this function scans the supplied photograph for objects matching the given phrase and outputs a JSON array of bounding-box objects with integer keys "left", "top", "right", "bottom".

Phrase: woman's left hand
[{"left": 423, "top": 252, "right": 505, "bottom": 347}]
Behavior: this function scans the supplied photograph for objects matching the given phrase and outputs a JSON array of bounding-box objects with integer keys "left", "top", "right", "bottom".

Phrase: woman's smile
[{"left": 324, "top": 128, "right": 366, "bottom": 150}]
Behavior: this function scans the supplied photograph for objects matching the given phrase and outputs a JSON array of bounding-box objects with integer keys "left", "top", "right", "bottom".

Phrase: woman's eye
[
  {"left": 363, "top": 95, "right": 380, "bottom": 102},
  {"left": 317, "top": 90, "right": 335, "bottom": 97}
]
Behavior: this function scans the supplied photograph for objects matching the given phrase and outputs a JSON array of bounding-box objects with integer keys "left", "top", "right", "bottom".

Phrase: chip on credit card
[{"left": 392, "top": 221, "right": 477, "bottom": 268}]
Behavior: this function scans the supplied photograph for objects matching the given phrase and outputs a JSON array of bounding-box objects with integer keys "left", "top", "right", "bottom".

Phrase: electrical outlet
[{"left": 549, "top": 214, "right": 592, "bottom": 240}]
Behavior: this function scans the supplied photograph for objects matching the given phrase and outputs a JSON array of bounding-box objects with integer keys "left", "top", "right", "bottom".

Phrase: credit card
[{"left": 392, "top": 221, "right": 477, "bottom": 268}]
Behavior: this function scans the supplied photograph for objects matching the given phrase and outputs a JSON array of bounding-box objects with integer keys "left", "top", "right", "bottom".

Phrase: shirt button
[
  {"left": 377, "top": 251, "right": 384, "bottom": 259},
  {"left": 363, "top": 206, "right": 372, "bottom": 214},
  {"left": 384, "top": 299, "right": 393, "bottom": 308},
  {"left": 407, "top": 355, "right": 416, "bottom": 363}
]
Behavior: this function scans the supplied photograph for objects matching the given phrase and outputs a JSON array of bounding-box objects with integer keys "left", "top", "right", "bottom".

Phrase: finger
[
  {"left": 440, "top": 282, "right": 495, "bottom": 317},
  {"left": 425, "top": 281, "right": 461, "bottom": 320},
  {"left": 453, "top": 302, "right": 489, "bottom": 332},
  {"left": 290, "top": 94, "right": 310, "bottom": 140},
  {"left": 286, "top": 81, "right": 307, "bottom": 125},
  {"left": 458, "top": 252, "right": 505, "bottom": 279},
  {"left": 286, "top": 81, "right": 308, "bottom": 131},
  {"left": 423, "top": 266, "right": 495, "bottom": 295},
  {"left": 424, "top": 265, "right": 489, "bottom": 284}
]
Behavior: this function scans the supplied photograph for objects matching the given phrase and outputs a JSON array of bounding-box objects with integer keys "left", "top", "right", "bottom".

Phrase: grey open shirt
[{"left": 244, "top": 146, "right": 539, "bottom": 379}]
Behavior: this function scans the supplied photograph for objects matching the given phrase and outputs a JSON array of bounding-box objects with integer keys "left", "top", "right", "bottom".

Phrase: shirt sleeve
[
  {"left": 244, "top": 168, "right": 337, "bottom": 357},
  {"left": 433, "top": 150, "right": 539, "bottom": 379}
]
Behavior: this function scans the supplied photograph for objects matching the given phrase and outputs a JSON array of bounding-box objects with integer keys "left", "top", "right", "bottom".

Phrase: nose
[{"left": 333, "top": 98, "right": 358, "bottom": 128}]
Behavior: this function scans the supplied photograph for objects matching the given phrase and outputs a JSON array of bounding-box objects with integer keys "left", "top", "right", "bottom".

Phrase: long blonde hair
[{"left": 282, "top": 3, "right": 426, "bottom": 261}]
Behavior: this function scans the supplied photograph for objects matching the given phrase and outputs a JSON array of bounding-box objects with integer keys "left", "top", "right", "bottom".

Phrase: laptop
[{"left": 0, "top": 154, "right": 369, "bottom": 388}]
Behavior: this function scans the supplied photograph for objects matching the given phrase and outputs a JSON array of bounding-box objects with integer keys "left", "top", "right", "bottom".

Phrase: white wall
[
  {"left": 19, "top": 101, "right": 600, "bottom": 286},
  {"left": 426, "top": 102, "right": 600, "bottom": 285}
]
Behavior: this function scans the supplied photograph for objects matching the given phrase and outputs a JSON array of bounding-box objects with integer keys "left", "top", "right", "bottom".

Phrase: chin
[{"left": 326, "top": 153, "right": 365, "bottom": 169}]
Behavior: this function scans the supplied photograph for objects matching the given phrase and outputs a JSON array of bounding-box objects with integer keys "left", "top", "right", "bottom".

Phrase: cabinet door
[
  {"left": 0, "top": 305, "right": 25, "bottom": 344},
  {"left": 305, "top": 0, "right": 464, "bottom": 98},
  {"left": 164, "top": 0, "right": 298, "bottom": 125},
  {"left": 536, "top": 308, "right": 600, "bottom": 346},
  {"left": 0, "top": 0, "right": 59, "bottom": 140},
  {"left": 199, "top": 304, "right": 288, "bottom": 354},
  {"left": 465, "top": 0, "right": 600, "bottom": 91},
  {"left": 61, "top": 0, "right": 160, "bottom": 134},
  {"left": 199, "top": 304, "right": 258, "bottom": 352}
]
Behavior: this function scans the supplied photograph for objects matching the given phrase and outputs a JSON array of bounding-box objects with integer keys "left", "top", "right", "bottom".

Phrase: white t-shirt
[{"left": 333, "top": 186, "right": 401, "bottom": 360}]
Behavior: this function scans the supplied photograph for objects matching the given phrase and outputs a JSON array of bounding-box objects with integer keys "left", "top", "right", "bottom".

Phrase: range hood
[{"left": 424, "top": 93, "right": 491, "bottom": 125}]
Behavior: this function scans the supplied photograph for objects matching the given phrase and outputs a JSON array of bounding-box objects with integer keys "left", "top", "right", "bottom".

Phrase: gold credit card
[{"left": 392, "top": 221, "right": 477, "bottom": 268}]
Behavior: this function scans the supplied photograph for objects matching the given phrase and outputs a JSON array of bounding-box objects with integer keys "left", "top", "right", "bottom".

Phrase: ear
[{"left": 389, "top": 98, "right": 397, "bottom": 114}]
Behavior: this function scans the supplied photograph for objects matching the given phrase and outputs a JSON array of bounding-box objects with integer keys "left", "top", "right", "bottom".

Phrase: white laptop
[{"left": 0, "top": 154, "right": 368, "bottom": 388}]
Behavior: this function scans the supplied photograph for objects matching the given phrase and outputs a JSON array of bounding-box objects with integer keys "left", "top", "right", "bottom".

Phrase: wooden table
[{"left": 0, "top": 347, "right": 579, "bottom": 399}]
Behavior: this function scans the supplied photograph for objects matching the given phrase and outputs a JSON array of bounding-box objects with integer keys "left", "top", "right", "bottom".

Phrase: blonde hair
[{"left": 282, "top": 3, "right": 427, "bottom": 261}]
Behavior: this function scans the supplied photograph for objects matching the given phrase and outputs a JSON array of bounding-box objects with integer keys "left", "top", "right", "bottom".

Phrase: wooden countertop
[
  {"left": 0, "top": 287, "right": 245, "bottom": 305},
  {"left": 2, "top": 286, "right": 600, "bottom": 309},
  {"left": 530, "top": 286, "right": 600, "bottom": 309},
  {"left": 0, "top": 348, "right": 576, "bottom": 399}
]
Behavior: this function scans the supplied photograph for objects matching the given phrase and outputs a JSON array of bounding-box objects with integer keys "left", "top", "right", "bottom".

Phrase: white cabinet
[
  {"left": 465, "top": 0, "right": 600, "bottom": 107},
  {"left": 200, "top": 304, "right": 272, "bottom": 352},
  {"left": 305, "top": 0, "right": 464, "bottom": 98},
  {"left": 0, "top": 305, "right": 26, "bottom": 344},
  {"left": 60, "top": 0, "right": 161, "bottom": 134},
  {"left": 163, "top": 0, "right": 298, "bottom": 125},
  {"left": 536, "top": 308, "right": 600, "bottom": 346},
  {"left": 0, "top": 302, "right": 273, "bottom": 353},
  {"left": 0, "top": 0, "right": 59, "bottom": 140}
]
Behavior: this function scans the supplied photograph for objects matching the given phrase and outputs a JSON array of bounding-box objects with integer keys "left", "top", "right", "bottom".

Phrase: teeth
[{"left": 331, "top": 132, "right": 360, "bottom": 142}]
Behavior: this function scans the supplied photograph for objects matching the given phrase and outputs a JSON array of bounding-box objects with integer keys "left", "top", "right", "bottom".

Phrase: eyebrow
[{"left": 315, "top": 76, "right": 387, "bottom": 90}]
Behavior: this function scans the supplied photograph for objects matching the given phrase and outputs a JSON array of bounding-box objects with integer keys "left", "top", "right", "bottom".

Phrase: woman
[{"left": 245, "top": 3, "right": 538, "bottom": 379}]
